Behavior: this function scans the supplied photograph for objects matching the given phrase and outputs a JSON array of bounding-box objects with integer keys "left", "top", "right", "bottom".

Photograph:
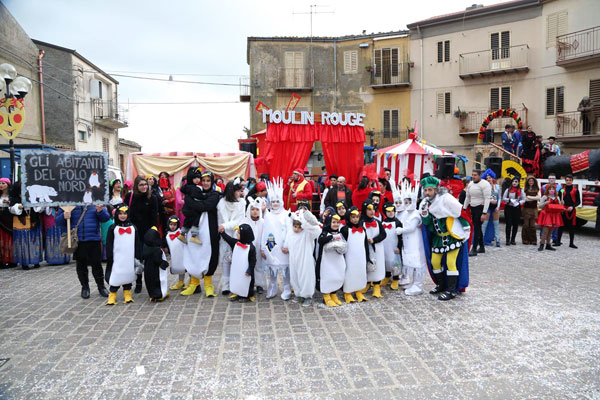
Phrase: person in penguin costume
[
  {"left": 104, "top": 204, "right": 142, "bottom": 305},
  {"left": 244, "top": 197, "right": 266, "bottom": 295},
  {"left": 180, "top": 170, "right": 221, "bottom": 297},
  {"left": 396, "top": 181, "right": 427, "bottom": 295},
  {"left": 261, "top": 179, "right": 292, "bottom": 300},
  {"left": 380, "top": 202, "right": 403, "bottom": 291},
  {"left": 343, "top": 207, "right": 370, "bottom": 303},
  {"left": 143, "top": 226, "right": 170, "bottom": 301},
  {"left": 368, "top": 191, "right": 383, "bottom": 221},
  {"left": 335, "top": 201, "right": 347, "bottom": 225},
  {"left": 316, "top": 214, "right": 348, "bottom": 307},
  {"left": 360, "top": 199, "right": 387, "bottom": 298},
  {"left": 164, "top": 216, "right": 188, "bottom": 291},
  {"left": 220, "top": 224, "right": 257, "bottom": 302}
]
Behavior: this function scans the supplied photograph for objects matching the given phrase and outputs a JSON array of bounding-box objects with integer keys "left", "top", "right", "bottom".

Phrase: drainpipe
[
  {"left": 38, "top": 50, "right": 46, "bottom": 144},
  {"left": 418, "top": 25, "right": 424, "bottom": 140},
  {"left": 333, "top": 39, "right": 337, "bottom": 111}
]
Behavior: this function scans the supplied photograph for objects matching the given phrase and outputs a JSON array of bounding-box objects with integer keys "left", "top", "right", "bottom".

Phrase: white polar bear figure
[
  {"left": 27, "top": 185, "right": 58, "bottom": 203},
  {"left": 83, "top": 190, "right": 93, "bottom": 203},
  {"left": 89, "top": 172, "right": 100, "bottom": 188}
]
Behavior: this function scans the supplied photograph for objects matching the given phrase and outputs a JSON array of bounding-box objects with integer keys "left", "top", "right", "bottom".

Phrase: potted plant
[
  {"left": 454, "top": 110, "right": 468, "bottom": 119},
  {"left": 365, "top": 65, "right": 374, "bottom": 73}
]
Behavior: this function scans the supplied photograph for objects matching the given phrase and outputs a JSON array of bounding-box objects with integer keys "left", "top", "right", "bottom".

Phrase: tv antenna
[{"left": 293, "top": 5, "right": 335, "bottom": 68}]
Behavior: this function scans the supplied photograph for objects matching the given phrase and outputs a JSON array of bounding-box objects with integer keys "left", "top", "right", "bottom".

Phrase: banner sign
[
  {"left": 21, "top": 150, "right": 109, "bottom": 206},
  {"left": 255, "top": 101, "right": 270, "bottom": 113},
  {"left": 285, "top": 93, "right": 301, "bottom": 112},
  {"left": 262, "top": 110, "right": 365, "bottom": 127}
]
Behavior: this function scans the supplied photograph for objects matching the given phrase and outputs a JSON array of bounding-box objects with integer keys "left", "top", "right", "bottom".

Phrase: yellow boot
[
  {"left": 189, "top": 235, "right": 202, "bottom": 245},
  {"left": 228, "top": 293, "right": 239, "bottom": 301},
  {"left": 359, "top": 282, "right": 372, "bottom": 294},
  {"left": 323, "top": 293, "right": 337, "bottom": 307},
  {"left": 381, "top": 277, "right": 390, "bottom": 287},
  {"left": 355, "top": 291, "right": 368, "bottom": 302},
  {"left": 181, "top": 276, "right": 200, "bottom": 296},
  {"left": 331, "top": 293, "right": 343, "bottom": 306},
  {"left": 123, "top": 290, "right": 134, "bottom": 303},
  {"left": 169, "top": 280, "right": 185, "bottom": 290},
  {"left": 344, "top": 293, "right": 356, "bottom": 303},
  {"left": 156, "top": 292, "right": 170, "bottom": 302},
  {"left": 204, "top": 275, "right": 216, "bottom": 297},
  {"left": 105, "top": 291, "right": 117, "bottom": 306},
  {"left": 372, "top": 284, "right": 383, "bottom": 298},
  {"left": 390, "top": 280, "right": 399, "bottom": 291},
  {"left": 249, "top": 296, "right": 256, "bottom": 302}
]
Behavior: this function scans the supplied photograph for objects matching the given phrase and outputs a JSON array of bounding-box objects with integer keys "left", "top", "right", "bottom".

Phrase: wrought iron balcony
[
  {"left": 370, "top": 62, "right": 410, "bottom": 88},
  {"left": 93, "top": 100, "right": 128, "bottom": 129},
  {"left": 457, "top": 106, "right": 528, "bottom": 134},
  {"left": 239, "top": 76, "right": 250, "bottom": 102},
  {"left": 556, "top": 26, "right": 600, "bottom": 66},
  {"left": 459, "top": 45, "right": 529, "bottom": 79},
  {"left": 276, "top": 68, "right": 313, "bottom": 91},
  {"left": 366, "top": 130, "right": 409, "bottom": 149},
  {"left": 555, "top": 111, "right": 600, "bottom": 137}
]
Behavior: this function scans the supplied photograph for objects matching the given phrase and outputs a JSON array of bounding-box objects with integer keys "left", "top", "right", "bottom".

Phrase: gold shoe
[
  {"left": 249, "top": 296, "right": 256, "bottom": 302},
  {"left": 330, "top": 293, "right": 343, "bottom": 306},
  {"left": 381, "top": 277, "right": 390, "bottom": 287},
  {"left": 323, "top": 293, "right": 337, "bottom": 307},
  {"left": 181, "top": 276, "right": 200, "bottom": 296},
  {"left": 169, "top": 280, "right": 185, "bottom": 290},
  {"left": 390, "top": 280, "right": 399, "bottom": 291},
  {"left": 177, "top": 235, "right": 188, "bottom": 244},
  {"left": 359, "top": 282, "right": 372, "bottom": 294},
  {"left": 105, "top": 291, "right": 117, "bottom": 306},
  {"left": 228, "top": 293, "right": 239, "bottom": 301},
  {"left": 204, "top": 275, "right": 216, "bottom": 297},
  {"left": 189, "top": 236, "right": 202, "bottom": 245},
  {"left": 344, "top": 293, "right": 356, "bottom": 303},
  {"left": 123, "top": 289, "right": 134, "bottom": 303},
  {"left": 355, "top": 291, "right": 368, "bottom": 302},
  {"left": 372, "top": 284, "right": 383, "bottom": 298}
]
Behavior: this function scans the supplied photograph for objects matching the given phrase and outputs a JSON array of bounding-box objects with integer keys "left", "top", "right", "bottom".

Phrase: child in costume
[
  {"left": 380, "top": 202, "right": 403, "bottom": 291},
  {"left": 283, "top": 207, "right": 321, "bottom": 307},
  {"left": 105, "top": 204, "right": 142, "bottom": 305},
  {"left": 361, "top": 199, "right": 387, "bottom": 298},
  {"left": 179, "top": 167, "right": 205, "bottom": 244},
  {"left": 369, "top": 191, "right": 383, "bottom": 221},
  {"left": 261, "top": 179, "right": 292, "bottom": 300},
  {"left": 420, "top": 176, "right": 470, "bottom": 301},
  {"left": 165, "top": 216, "right": 188, "bottom": 291},
  {"left": 343, "top": 207, "right": 369, "bottom": 303},
  {"left": 390, "top": 180, "right": 404, "bottom": 219},
  {"left": 221, "top": 224, "right": 257, "bottom": 302},
  {"left": 335, "top": 201, "right": 347, "bottom": 225},
  {"left": 396, "top": 181, "right": 427, "bottom": 295},
  {"left": 245, "top": 197, "right": 266, "bottom": 294},
  {"left": 316, "top": 214, "right": 348, "bottom": 307},
  {"left": 143, "top": 227, "right": 170, "bottom": 302},
  {"left": 218, "top": 179, "right": 246, "bottom": 295},
  {"left": 537, "top": 184, "right": 563, "bottom": 251}
]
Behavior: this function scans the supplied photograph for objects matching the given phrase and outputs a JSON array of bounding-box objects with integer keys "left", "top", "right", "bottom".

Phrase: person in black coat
[
  {"left": 143, "top": 227, "right": 170, "bottom": 301},
  {"left": 594, "top": 191, "right": 600, "bottom": 233},
  {"left": 220, "top": 223, "right": 257, "bottom": 302}
]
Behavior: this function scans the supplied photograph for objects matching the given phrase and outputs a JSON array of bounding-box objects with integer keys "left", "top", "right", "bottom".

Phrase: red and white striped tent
[{"left": 373, "top": 133, "right": 454, "bottom": 182}]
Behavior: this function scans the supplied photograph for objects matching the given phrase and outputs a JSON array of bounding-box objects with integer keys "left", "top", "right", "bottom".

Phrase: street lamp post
[{"left": 0, "top": 63, "right": 32, "bottom": 182}]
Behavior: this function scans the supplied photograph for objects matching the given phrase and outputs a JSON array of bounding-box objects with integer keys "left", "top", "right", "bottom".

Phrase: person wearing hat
[
  {"left": 284, "top": 169, "right": 313, "bottom": 212},
  {"left": 420, "top": 176, "right": 470, "bottom": 301},
  {"left": 245, "top": 180, "right": 268, "bottom": 212},
  {"left": 502, "top": 177, "right": 526, "bottom": 246},
  {"left": 178, "top": 167, "right": 206, "bottom": 245},
  {"left": 545, "top": 136, "right": 561, "bottom": 156}
]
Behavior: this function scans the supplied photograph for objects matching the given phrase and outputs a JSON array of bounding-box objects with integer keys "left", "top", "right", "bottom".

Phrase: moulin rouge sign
[{"left": 262, "top": 110, "right": 365, "bottom": 127}]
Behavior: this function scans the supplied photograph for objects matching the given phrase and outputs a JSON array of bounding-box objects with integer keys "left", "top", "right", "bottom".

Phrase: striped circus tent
[{"left": 373, "top": 133, "right": 454, "bottom": 183}]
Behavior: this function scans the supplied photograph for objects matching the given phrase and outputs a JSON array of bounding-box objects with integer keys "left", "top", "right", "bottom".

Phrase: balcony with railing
[
  {"left": 459, "top": 45, "right": 529, "bottom": 79},
  {"left": 93, "top": 100, "right": 128, "bottom": 129},
  {"left": 366, "top": 130, "right": 409, "bottom": 149},
  {"left": 457, "top": 106, "right": 528, "bottom": 134},
  {"left": 239, "top": 76, "right": 250, "bottom": 102},
  {"left": 370, "top": 62, "right": 410, "bottom": 88},
  {"left": 555, "top": 110, "right": 600, "bottom": 141},
  {"left": 276, "top": 68, "right": 313, "bottom": 91},
  {"left": 556, "top": 26, "right": 600, "bottom": 66}
]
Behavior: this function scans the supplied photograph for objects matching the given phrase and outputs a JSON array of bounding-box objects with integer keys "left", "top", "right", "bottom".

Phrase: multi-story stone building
[
  {"left": 407, "top": 0, "right": 600, "bottom": 166},
  {"left": 246, "top": 31, "right": 412, "bottom": 171},
  {"left": 33, "top": 39, "right": 128, "bottom": 169}
]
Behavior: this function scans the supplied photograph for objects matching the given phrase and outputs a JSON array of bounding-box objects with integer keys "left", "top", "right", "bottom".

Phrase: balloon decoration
[{"left": 478, "top": 109, "right": 523, "bottom": 143}]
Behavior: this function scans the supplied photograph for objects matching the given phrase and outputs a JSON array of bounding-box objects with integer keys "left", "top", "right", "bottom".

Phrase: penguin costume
[
  {"left": 143, "top": 227, "right": 170, "bottom": 301},
  {"left": 165, "top": 216, "right": 187, "bottom": 290},
  {"left": 316, "top": 214, "right": 348, "bottom": 307},
  {"left": 343, "top": 207, "right": 370, "bottom": 303},
  {"left": 244, "top": 197, "right": 266, "bottom": 294},
  {"left": 105, "top": 204, "right": 142, "bottom": 305},
  {"left": 368, "top": 191, "right": 383, "bottom": 221},
  {"left": 380, "top": 202, "right": 403, "bottom": 290},
  {"left": 181, "top": 170, "right": 221, "bottom": 297},
  {"left": 220, "top": 224, "right": 257, "bottom": 302},
  {"left": 361, "top": 199, "right": 387, "bottom": 298}
]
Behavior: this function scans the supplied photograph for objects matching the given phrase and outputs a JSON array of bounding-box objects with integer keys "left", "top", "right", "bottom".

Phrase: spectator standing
[
  {"left": 501, "top": 124, "right": 515, "bottom": 155},
  {"left": 522, "top": 176, "right": 541, "bottom": 245},
  {"left": 578, "top": 96, "right": 595, "bottom": 135},
  {"left": 0, "top": 178, "right": 14, "bottom": 269},
  {"left": 325, "top": 176, "right": 353, "bottom": 209},
  {"left": 502, "top": 177, "right": 526, "bottom": 245},
  {"left": 463, "top": 170, "right": 491, "bottom": 256},
  {"left": 319, "top": 175, "right": 337, "bottom": 217},
  {"left": 481, "top": 170, "right": 501, "bottom": 247}
]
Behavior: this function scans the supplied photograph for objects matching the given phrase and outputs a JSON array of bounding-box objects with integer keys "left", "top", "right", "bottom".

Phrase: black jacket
[
  {"left": 124, "top": 192, "right": 159, "bottom": 237},
  {"left": 324, "top": 186, "right": 353, "bottom": 209}
]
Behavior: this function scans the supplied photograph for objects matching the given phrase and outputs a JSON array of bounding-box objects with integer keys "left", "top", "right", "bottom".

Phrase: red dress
[{"left": 537, "top": 197, "right": 564, "bottom": 228}]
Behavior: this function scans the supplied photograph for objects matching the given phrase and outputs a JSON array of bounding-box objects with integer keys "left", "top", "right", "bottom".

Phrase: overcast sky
[{"left": 5, "top": 0, "right": 499, "bottom": 153}]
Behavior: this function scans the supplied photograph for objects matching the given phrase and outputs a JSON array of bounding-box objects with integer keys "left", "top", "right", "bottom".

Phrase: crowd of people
[{"left": 1, "top": 164, "right": 598, "bottom": 307}]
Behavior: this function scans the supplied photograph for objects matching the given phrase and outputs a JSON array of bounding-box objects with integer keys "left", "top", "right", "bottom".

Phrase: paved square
[{"left": 0, "top": 225, "right": 598, "bottom": 399}]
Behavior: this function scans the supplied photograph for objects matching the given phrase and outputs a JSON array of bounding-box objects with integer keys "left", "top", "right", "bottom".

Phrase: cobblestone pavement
[{"left": 0, "top": 225, "right": 598, "bottom": 400}]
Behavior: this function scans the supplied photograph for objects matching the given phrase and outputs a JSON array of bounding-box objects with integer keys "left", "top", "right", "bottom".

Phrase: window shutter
[
  {"left": 444, "top": 40, "right": 450, "bottom": 62},
  {"left": 391, "top": 48, "right": 399, "bottom": 77},
  {"left": 285, "top": 52, "right": 295, "bottom": 68},
  {"left": 437, "top": 42, "right": 443, "bottom": 63},
  {"left": 374, "top": 49, "right": 382, "bottom": 77},
  {"left": 391, "top": 110, "right": 399, "bottom": 136},
  {"left": 351, "top": 51, "right": 358, "bottom": 72},
  {"left": 546, "top": 87, "right": 555, "bottom": 116},
  {"left": 383, "top": 110, "right": 390, "bottom": 138},
  {"left": 344, "top": 51, "right": 351, "bottom": 73},
  {"left": 590, "top": 79, "right": 600, "bottom": 119},
  {"left": 501, "top": 31, "right": 510, "bottom": 58},
  {"left": 557, "top": 11, "right": 568, "bottom": 37},
  {"left": 491, "top": 32, "right": 499, "bottom": 60},
  {"left": 102, "top": 137, "right": 109, "bottom": 153},
  {"left": 556, "top": 86, "right": 564, "bottom": 114},
  {"left": 501, "top": 87, "right": 511, "bottom": 109},
  {"left": 547, "top": 11, "right": 568, "bottom": 47},
  {"left": 444, "top": 92, "right": 451, "bottom": 114},
  {"left": 436, "top": 93, "right": 444, "bottom": 114},
  {"left": 490, "top": 87, "right": 500, "bottom": 110}
]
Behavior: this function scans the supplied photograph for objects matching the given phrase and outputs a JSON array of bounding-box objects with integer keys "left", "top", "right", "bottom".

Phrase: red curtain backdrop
[{"left": 264, "top": 123, "right": 365, "bottom": 187}]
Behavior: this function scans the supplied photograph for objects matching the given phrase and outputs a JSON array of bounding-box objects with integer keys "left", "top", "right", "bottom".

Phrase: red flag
[
  {"left": 285, "top": 93, "right": 301, "bottom": 112},
  {"left": 255, "top": 101, "right": 270, "bottom": 113}
]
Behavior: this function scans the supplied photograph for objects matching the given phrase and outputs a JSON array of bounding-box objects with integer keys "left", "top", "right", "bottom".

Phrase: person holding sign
[{"left": 56, "top": 204, "right": 110, "bottom": 299}]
